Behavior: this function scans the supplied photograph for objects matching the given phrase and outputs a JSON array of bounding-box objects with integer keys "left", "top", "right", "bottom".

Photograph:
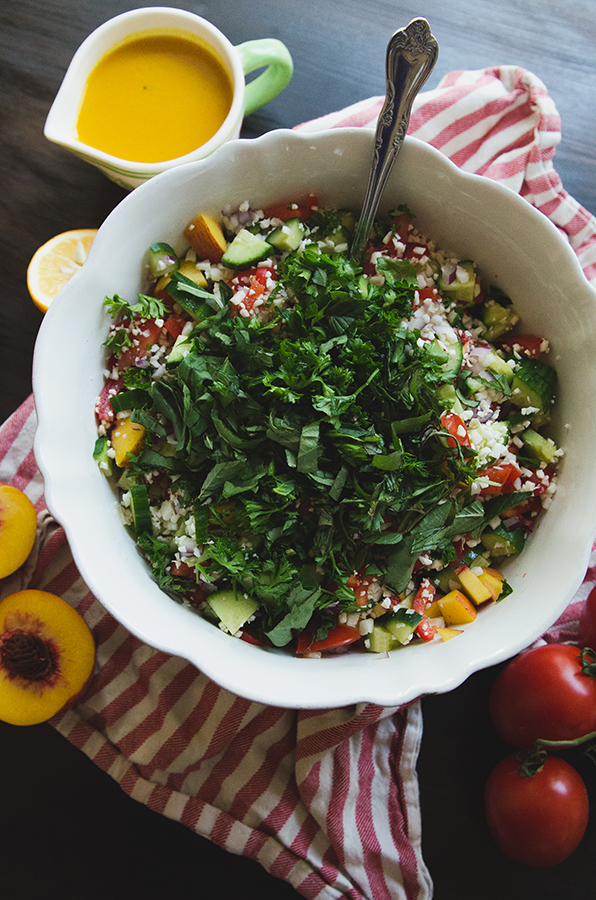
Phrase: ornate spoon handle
[{"left": 350, "top": 18, "right": 438, "bottom": 261}]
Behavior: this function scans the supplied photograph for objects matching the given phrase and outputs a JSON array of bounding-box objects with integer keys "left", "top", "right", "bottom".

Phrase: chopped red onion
[{"left": 441, "top": 263, "right": 456, "bottom": 284}]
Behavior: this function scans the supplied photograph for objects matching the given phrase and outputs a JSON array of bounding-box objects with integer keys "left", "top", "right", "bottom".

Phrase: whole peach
[{"left": 0, "top": 483, "right": 37, "bottom": 579}]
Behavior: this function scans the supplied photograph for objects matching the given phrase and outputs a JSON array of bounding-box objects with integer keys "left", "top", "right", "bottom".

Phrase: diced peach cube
[
  {"left": 183, "top": 214, "right": 228, "bottom": 262},
  {"left": 438, "top": 590, "right": 478, "bottom": 625},
  {"left": 437, "top": 627, "right": 463, "bottom": 642},
  {"left": 478, "top": 569, "right": 505, "bottom": 602},
  {"left": 111, "top": 415, "right": 145, "bottom": 467},
  {"left": 425, "top": 599, "right": 443, "bottom": 618},
  {"left": 454, "top": 563, "right": 492, "bottom": 606}
]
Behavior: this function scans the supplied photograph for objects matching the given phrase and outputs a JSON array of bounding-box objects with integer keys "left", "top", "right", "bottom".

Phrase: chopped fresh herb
[{"left": 96, "top": 200, "right": 560, "bottom": 653}]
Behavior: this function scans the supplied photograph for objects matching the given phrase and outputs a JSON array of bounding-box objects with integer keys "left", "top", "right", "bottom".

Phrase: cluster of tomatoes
[{"left": 484, "top": 584, "right": 596, "bottom": 867}]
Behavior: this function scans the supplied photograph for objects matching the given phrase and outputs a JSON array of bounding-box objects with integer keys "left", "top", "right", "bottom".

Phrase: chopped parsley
[{"left": 98, "top": 203, "right": 555, "bottom": 650}]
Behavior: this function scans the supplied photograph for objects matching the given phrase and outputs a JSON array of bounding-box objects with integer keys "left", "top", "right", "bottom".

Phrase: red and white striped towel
[{"left": 2, "top": 67, "right": 596, "bottom": 900}]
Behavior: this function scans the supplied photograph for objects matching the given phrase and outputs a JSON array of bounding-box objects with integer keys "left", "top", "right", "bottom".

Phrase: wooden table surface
[{"left": 2, "top": 2, "right": 596, "bottom": 898}]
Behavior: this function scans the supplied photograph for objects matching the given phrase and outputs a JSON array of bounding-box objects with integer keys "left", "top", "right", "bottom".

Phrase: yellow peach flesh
[
  {"left": 0, "top": 483, "right": 37, "bottom": 579},
  {"left": 0, "top": 590, "right": 96, "bottom": 726}
]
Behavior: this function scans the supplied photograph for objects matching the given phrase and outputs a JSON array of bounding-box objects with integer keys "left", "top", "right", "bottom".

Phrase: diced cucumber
[
  {"left": 129, "top": 484, "right": 152, "bottom": 534},
  {"left": 207, "top": 589, "right": 259, "bottom": 635},
  {"left": 461, "top": 375, "right": 485, "bottom": 397},
  {"left": 358, "top": 274, "right": 369, "bottom": 299},
  {"left": 93, "top": 437, "right": 113, "bottom": 477},
  {"left": 436, "top": 383, "right": 465, "bottom": 415},
  {"left": 266, "top": 216, "right": 305, "bottom": 252},
  {"left": 521, "top": 427, "right": 559, "bottom": 464},
  {"left": 117, "top": 469, "right": 137, "bottom": 491},
  {"left": 434, "top": 566, "right": 462, "bottom": 595},
  {"left": 482, "top": 298, "right": 520, "bottom": 341},
  {"left": 338, "top": 209, "right": 357, "bottom": 233},
  {"left": 368, "top": 623, "right": 397, "bottom": 653},
  {"left": 437, "top": 331, "right": 463, "bottom": 378},
  {"left": 148, "top": 242, "right": 178, "bottom": 278},
  {"left": 324, "top": 226, "right": 351, "bottom": 251},
  {"left": 167, "top": 334, "right": 193, "bottom": 364},
  {"left": 486, "top": 352, "right": 515, "bottom": 383},
  {"left": 481, "top": 525, "right": 526, "bottom": 557},
  {"left": 221, "top": 229, "right": 270, "bottom": 268},
  {"left": 510, "top": 358, "right": 557, "bottom": 414},
  {"left": 385, "top": 608, "right": 422, "bottom": 644},
  {"left": 165, "top": 272, "right": 218, "bottom": 320},
  {"left": 439, "top": 261, "right": 477, "bottom": 303},
  {"left": 460, "top": 548, "right": 491, "bottom": 569}
]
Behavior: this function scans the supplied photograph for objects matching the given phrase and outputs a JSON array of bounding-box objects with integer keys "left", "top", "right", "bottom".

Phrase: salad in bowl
[{"left": 32, "top": 129, "right": 596, "bottom": 708}]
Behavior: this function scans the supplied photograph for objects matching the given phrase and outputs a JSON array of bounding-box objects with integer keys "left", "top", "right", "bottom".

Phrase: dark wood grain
[{"left": 1, "top": 2, "right": 596, "bottom": 898}]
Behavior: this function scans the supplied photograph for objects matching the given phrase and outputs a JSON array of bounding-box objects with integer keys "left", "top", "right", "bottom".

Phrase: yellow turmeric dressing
[{"left": 76, "top": 32, "right": 234, "bottom": 163}]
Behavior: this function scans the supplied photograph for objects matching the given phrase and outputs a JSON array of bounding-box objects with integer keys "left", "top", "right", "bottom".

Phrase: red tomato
[
  {"left": 489, "top": 643, "right": 596, "bottom": 748},
  {"left": 411, "top": 286, "right": 439, "bottom": 310},
  {"left": 239, "top": 628, "right": 266, "bottom": 646},
  {"left": 391, "top": 211, "right": 412, "bottom": 243},
  {"left": 346, "top": 572, "right": 379, "bottom": 607},
  {"left": 484, "top": 754, "right": 588, "bottom": 867},
  {"left": 579, "top": 583, "right": 596, "bottom": 652},
  {"left": 500, "top": 334, "right": 546, "bottom": 359},
  {"left": 295, "top": 623, "right": 362, "bottom": 654},
  {"left": 95, "top": 378, "right": 122, "bottom": 425},
  {"left": 404, "top": 240, "right": 428, "bottom": 260},
  {"left": 414, "top": 617, "right": 437, "bottom": 642},
  {"left": 116, "top": 318, "right": 163, "bottom": 371},
  {"left": 229, "top": 265, "right": 276, "bottom": 317},
  {"left": 408, "top": 580, "right": 438, "bottom": 641},
  {"left": 169, "top": 560, "right": 196, "bottom": 579},
  {"left": 163, "top": 315, "right": 186, "bottom": 339},
  {"left": 439, "top": 411, "right": 471, "bottom": 448},
  {"left": 261, "top": 193, "right": 318, "bottom": 222},
  {"left": 501, "top": 466, "right": 555, "bottom": 519},
  {"left": 477, "top": 461, "right": 521, "bottom": 496}
]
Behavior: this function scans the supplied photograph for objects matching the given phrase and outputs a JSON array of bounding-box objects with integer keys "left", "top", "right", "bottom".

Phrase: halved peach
[
  {"left": 0, "top": 590, "right": 96, "bottom": 725},
  {"left": 0, "top": 482, "right": 37, "bottom": 579}
]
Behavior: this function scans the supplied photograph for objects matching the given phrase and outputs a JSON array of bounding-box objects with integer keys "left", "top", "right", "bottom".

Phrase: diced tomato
[
  {"left": 440, "top": 412, "right": 471, "bottom": 448},
  {"left": 95, "top": 377, "right": 123, "bottom": 425},
  {"left": 499, "top": 334, "right": 547, "bottom": 359},
  {"left": 346, "top": 571, "right": 379, "bottom": 607},
  {"left": 295, "top": 622, "right": 362, "bottom": 654},
  {"left": 392, "top": 212, "right": 412, "bottom": 244},
  {"left": 117, "top": 318, "right": 163, "bottom": 370},
  {"left": 170, "top": 560, "right": 196, "bottom": 579},
  {"left": 455, "top": 328, "right": 472, "bottom": 357},
  {"left": 239, "top": 629, "right": 266, "bottom": 646},
  {"left": 477, "top": 461, "right": 522, "bottom": 496},
  {"left": 412, "top": 578, "right": 436, "bottom": 614},
  {"left": 501, "top": 466, "right": 555, "bottom": 518},
  {"left": 404, "top": 241, "right": 429, "bottom": 260},
  {"left": 504, "top": 496, "right": 543, "bottom": 524},
  {"left": 412, "top": 285, "right": 441, "bottom": 311},
  {"left": 186, "top": 586, "right": 211, "bottom": 606},
  {"left": 164, "top": 315, "right": 186, "bottom": 339},
  {"left": 362, "top": 248, "right": 381, "bottom": 276},
  {"left": 229, "top": 265, "right": 276, "bottom": 317},
  {"left": 415, "top": 617, "right": 438, "bottom": 642},
  {"left": 261, "top": 193, "right": 318, "bottom": 222}
]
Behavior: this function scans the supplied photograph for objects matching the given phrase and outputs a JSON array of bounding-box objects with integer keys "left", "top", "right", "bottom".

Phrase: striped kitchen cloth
[
  {"left": 296, "top": 65, "right": 596, "bottom": 287},
  {"left": 2, "top": 66, "right": 596, "bottom": 900}
]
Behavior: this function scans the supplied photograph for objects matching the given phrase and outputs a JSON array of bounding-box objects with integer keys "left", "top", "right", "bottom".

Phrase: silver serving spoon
[{"left": 350, "top": 19, "right": 439, "bottom": 261}]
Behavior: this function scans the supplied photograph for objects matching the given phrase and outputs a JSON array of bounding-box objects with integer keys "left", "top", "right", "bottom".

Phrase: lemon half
[{"left": 27, "top": 229, "right": 98, "bottom": 312}]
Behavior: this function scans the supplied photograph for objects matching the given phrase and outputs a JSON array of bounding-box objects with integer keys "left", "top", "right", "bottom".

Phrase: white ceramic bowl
[{"left": 33, "top": 128, "right": 596, "bottom": 708}]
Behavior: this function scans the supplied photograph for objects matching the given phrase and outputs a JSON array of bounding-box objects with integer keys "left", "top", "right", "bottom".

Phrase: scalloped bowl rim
[{"left": 33, "top": 128, "right": 596, "bottom": 708}]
